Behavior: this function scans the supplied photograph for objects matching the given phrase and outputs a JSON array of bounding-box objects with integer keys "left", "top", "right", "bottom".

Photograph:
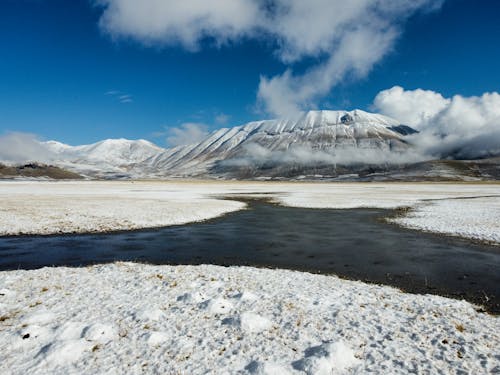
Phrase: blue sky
[{"left": 0, "top": 0, "right": 499, "bottom": 145}]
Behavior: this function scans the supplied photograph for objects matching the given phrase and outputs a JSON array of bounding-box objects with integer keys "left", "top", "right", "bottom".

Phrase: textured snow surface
[
  {"left": 0, "top": 181, "right": 245, "bottom": 235},
  {"left": 392, "top": 197, "right": 500, "bottom": 244},
  {"left": 1, "top": 182, "right": 499, "bottom": 373},
  {"left": 0, "top": 263, "right": 498, "bottom": 374},
  {"left": 0, "top": 181, "right": 499, "bottom": 242}
]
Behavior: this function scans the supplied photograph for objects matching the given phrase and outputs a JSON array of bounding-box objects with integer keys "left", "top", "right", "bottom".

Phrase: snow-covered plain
[
  {"left": 0, "top": 181, "right": 245, "bottom": 235},
  {"left": 1, "top": 263, "right": 498, "bottom": 374},
  {"left": 1, "top": 181, "right": 500, "bottom": 373},
  {"left": 0, "top": 181, "right": 499, "bottom": 243},
  {"left": 392, "top": 196, "right": 500, "bottom": 245}
]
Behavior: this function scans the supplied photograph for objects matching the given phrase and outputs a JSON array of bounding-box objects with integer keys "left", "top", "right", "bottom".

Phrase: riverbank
[{"left": 1, "top": 262, "right": 498, "bottom": 374}]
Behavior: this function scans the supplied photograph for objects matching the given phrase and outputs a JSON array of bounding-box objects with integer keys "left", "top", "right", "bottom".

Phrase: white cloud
[
  {"left": 118, "top": 94, "right": 133, "bottom": 103},
  {"left": 96, "top": 0, "right": 261, "bottom": 50},
  {"left": 166, "top": 123, "right": 210, "bottom": 147},
  {"left": 96, "top": 0, "right": 445, "bottom": 117},
  {"left": 373, "top": 86, "right": 450, "bottom": 128},
  {"left": 0, "top": 132, "right": 55, "bottom": 164},
  {"left": 223, "top": 142, "right": 426, "bottom": 169},
  {"left": 105, "top": 90, "right": 133, "bottom": 103},
  {"left": 258, "top": 25, "right": 398, "bottom": 116},
  {"left": 373, "top": 86, "right": 500, "bottom": 158}
]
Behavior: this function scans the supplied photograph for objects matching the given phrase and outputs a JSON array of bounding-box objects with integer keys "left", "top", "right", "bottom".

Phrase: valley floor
[
  {"left": 0, "top": 180, "right": 499, "bottom": 243},
  {"left": 0, "top": 181, "right": 499, "bottom": 373}
]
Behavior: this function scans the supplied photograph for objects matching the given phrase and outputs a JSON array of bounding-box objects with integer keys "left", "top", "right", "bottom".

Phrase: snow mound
[
  {"left": 146, "top": 331, "right": 170, "bottom": 347},
  {"left": 201, "top": 297, "right": 234, "bottom": 314},
  {"left": 83, "top": 323, "right": 118, "bottom": 344},
  {"left": 40, "top": 339, "right": 92, "bottom": 366},
  {"left": 240, "top": 312, "right": 273, "bottom": 333},
  {"left": 245, "top": 360, "right": 292, "bottom": 374},
  {"left": 292, "top": 342, "right": 359, "bottom": 375}
]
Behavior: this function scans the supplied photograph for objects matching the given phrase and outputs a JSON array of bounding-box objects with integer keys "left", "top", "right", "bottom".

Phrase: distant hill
[{"left": 0, "top": 163, "right": 83, "bottom": 180}]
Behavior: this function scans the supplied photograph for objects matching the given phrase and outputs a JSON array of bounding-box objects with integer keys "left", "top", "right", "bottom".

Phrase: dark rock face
[
  {"left": 388, "top": 125, "right": 419, "bottom": 136},
  {"left": 0, "top": 163, "right": 83, "bottom": 179},
  {"left": 340, "top": 114, "right": 354, "bottom": 125}
]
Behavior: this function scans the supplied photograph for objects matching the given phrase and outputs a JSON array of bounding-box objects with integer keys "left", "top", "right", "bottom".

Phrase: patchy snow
[
  {"left": 0, "top": 181, "right": 499, "bottom": 242},
  {"left": 0, "top": 263, "right": 498, "bottom": 374},
  {"left": 391, "top": 197, "right": 500, "bottom": 244}
]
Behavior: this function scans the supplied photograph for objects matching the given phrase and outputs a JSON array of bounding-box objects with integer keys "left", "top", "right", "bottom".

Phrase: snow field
[
  {"left": 0, "top": 263, "right": 498, "bottom": 374},
  {"left": 0, "top": 181, "right": 246, "bottom": 235},
  {"left": 0, "top": 181, "right": 499, "bottom": 243},
  {"left": 391, "top": 197, "right": 500, "bottom": 244}
]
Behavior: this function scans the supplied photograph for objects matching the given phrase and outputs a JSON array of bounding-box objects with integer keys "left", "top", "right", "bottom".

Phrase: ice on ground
[
  {"left": 391, "top": 196, "right": 500, "bottom": 244},
  {"left": 0, "top": 262, "right": 498, "bottom": 374}
]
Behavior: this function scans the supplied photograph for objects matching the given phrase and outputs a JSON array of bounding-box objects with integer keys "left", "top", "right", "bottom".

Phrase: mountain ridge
[{"left": 7, "top": 109, "right": 497, "bottom": 180}]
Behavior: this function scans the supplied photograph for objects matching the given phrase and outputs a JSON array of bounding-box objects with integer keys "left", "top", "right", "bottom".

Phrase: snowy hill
[
  {"left": 43, "top": 139, "right": 165, "bottom": 178},
  {"left": 45, "top": 138, "right": 163, "bottom": 165},
  {"left": 139, "top": 110, "right": 414, "bottom": 177},
  {"left": 22, "top": 110, "right": 428, "bottom": 179}
]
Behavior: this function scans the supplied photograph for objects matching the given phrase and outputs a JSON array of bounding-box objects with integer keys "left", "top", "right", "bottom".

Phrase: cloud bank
[
  {"left": 96, "top": 0, "right": 444, "bottom": 117},
  {"left": 222, "top": 142, "right": 427, "bottom": 170},
  {"left": 374, "top": 86, "right": 500, "bottom": 158},
  {"left": 0, "top": 132, "right": 55, "bottom": 164},
  {"left": 166, "top": 122, "right": 210, "bottom": 147}
]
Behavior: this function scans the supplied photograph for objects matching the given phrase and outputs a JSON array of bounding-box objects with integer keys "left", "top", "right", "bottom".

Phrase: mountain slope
[
  {"left": 139, "top": 110, "right": 414, "bottom": 177},
  {"left": 43, "top": 139, "right": 165, "bottom": 178},
  {"left": 45, "top": 138, "right": 164, "bottom": 165}
]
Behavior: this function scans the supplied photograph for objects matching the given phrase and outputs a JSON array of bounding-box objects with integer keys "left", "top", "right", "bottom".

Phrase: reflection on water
[{"left": 1, "top": 202, "right": 499, "bottom": 313}]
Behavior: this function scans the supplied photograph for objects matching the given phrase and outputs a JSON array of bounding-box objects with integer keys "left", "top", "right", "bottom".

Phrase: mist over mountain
[
  {"left": 0, "top": 109, "right": 498, "bottom": 180},
  {"left": 140, "top": 110, "right": 421, "bottom": 178}
]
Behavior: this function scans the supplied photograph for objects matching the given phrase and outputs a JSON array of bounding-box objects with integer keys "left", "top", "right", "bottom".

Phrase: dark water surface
[{"left": 1, "top": 202, "right": 499, "bottom": 313}]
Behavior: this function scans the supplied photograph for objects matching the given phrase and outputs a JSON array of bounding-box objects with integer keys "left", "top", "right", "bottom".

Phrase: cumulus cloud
[
  {"left": 95, "top": 0, "right": 444, "bottom": 117},
  {"left": 96, "top": 0, "right": 261, "bottom": 50},
  {"left": 166, "top": 122, "right": 210, "bottom": 147},
  {"left": 258, "top": 26, "right": 398, "bottom": 116},
  {"left": 0, "top": 132, "right": 55, "bottom": 164},
  {"left": 374, "top": 86, "right": 500, "bottom": 158},
  {"left": 373, "top": 86, "right": 450, "bottom": 128}
]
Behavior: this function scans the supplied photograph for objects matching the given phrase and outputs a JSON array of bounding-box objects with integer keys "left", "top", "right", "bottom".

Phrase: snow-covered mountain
[
  {"left": 43, "top": 138, "right": 165, "bottom": 178},
  {"left": 33, "top": 110, "right": 421, "bottom": 179},
  {"left": 45, "top": 138, "right": 163, "bottom": 165},
  {"left": 139, "top": 110, "right": 415, "bottom": 177}
]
